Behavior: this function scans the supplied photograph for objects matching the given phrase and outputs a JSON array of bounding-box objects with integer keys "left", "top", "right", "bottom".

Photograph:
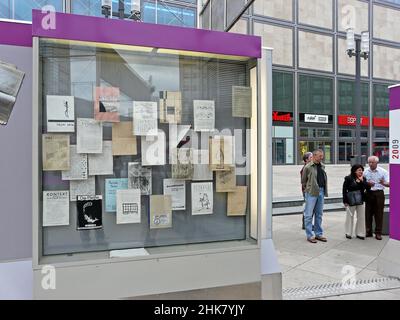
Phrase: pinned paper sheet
[{"left": 109, "top": 248, "right": 149, "bottom": 258}]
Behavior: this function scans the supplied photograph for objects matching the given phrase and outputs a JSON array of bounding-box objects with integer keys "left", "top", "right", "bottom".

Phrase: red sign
[
  {"left": 273, "top": 112, "right": 292, "bottom": 122},
  {"left": 338, "top": 115, "right": 369, "bottom": 127},
  {"left": 373, "top": 117, "right": 389, "bottom": 128}
]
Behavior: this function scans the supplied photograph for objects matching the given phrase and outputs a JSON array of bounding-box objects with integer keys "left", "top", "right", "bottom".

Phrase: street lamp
[
  {"left": 131, "top": 0, "right": 141, "bottom": 21},
  {"left": 346, "top": 28, "right": 370, "bottom": 166},
  {"left": 101, "top": 0, "right": 112, "bottom": 18}
]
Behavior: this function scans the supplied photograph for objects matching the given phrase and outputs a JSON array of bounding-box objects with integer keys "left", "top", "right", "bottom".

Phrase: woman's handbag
[{"left": 347, "top": 190, "right": 363, "bottom": 206}]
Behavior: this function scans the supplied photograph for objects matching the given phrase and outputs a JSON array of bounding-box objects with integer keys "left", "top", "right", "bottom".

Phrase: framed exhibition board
[{"left": 31, "top": 10, "right": 270, "bottom": 299}]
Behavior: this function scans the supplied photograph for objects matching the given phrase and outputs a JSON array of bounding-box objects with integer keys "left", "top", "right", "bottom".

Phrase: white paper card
[
  {"left": 46, "top": 95, "right": 75, "bottom": 132},
  {"left": 133, "top": 101, "right": 158, "bottom": 136},
  {"left": 110, "top": 248, "right": 149, "bottom": 258},
  {"left": 70, "top": 176, "right": 96, "bottom": 202},
  {"left": 62, "top": 145, "right": 88, "bottom": 180},
  {"left": 116, "top": 189, "right": 141, "bottom": 224},
  {"left": 194, "top": 100, "right": 215, "bottom": 131},
  {"left": 43, "top": 191, "right": 70, "bottom": 226},
  {"left": 191, "top": 182, "right": 213, "bottom": 215},
  {"left": 77, "top": 118, "right": 103, "bottom": 154},
  {"left": 88, "top": 141, "right": 113, "bottom": 175},
  {"left": 163, "top": 179, "right": 186, "bottom": 211}
]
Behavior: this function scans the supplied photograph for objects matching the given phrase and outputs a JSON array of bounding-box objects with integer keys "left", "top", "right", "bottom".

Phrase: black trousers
[{"left": 365, "top": 190, "right": 385, "bottom": 235}]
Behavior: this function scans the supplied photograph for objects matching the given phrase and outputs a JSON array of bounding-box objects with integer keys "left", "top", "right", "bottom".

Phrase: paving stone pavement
[
  {"left": 273, "top": 211, "right": 399, "bottom": 300},
  {"left": 273, "top": 164, "right": 390, "bottom": 201}
]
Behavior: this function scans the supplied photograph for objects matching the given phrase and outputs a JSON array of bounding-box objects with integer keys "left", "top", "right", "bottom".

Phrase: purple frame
[
  {"left": 389, "top": 86, "right": 400, "bottom": 241},
  {"left": 31, "top": 10, "right": 261, "bottom": 58},
  {"left": 0, "top": 21, "right": 32, "bottom": 47}
]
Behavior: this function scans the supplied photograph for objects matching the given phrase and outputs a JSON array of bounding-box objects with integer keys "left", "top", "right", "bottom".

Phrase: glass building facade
[
  {"left": 0, "top": 0, "right": 197, "bottom": 27},
  {"left": 200, "top": 0, "right": 398, "bottom": 164}
]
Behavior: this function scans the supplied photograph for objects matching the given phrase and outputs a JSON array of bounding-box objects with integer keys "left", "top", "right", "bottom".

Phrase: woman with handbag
[{"left": 342, "top": 164, "right": 371, "bottom": 240}]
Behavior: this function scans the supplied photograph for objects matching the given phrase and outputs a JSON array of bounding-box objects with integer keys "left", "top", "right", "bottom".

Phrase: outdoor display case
[{"left": 32, "top": 10, "right": 275, "bottom": 299}]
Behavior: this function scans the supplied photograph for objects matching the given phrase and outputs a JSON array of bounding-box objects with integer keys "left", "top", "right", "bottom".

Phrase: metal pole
[{"left": 355, "top": 38, "right": 362, "bottom": 163}]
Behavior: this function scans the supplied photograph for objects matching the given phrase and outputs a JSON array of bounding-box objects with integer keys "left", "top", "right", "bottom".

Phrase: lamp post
[
  {"left": 346, "top": 28, "right": 370, "bottom": 166},
  {"left": 101, "top": 0, "right": 112, "bottom": 18},
  {"left": 131, "top": 0, "right": 141, "bottom": 21}
]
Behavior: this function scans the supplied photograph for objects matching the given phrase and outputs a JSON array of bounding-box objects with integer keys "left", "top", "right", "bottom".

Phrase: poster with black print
[{"left": 76, "top": 195, "right": 103, "bottom": 230}]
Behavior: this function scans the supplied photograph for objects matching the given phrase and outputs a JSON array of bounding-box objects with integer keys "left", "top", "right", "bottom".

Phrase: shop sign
[
  {"left": 373, "top": 117, "right": 389, "bottom": 128},
  {"left": 338, "top": 115, "right": 369, "bottom": 127},
  {"left": 304, "top": 114, "right": 329, "bottom": 124},
  {"left": 272, "top": 111, "right": 292, "bottom": 122}
]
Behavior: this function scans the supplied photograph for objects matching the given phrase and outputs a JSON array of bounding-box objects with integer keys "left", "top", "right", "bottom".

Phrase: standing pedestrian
[
  {"left": 301, "top": 149, "right": 328, "bottom": 243},
  {"left": 363, "top": 156, "right": 390, "bottom": 240},
  {"left": 342, "top": 164, "right": 370, "bottom": 240},
  {"left": 301, "top": 152, "right": 313, "bottom": 230}
]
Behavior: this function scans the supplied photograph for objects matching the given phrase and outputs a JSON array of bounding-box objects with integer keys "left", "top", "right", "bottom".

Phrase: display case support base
[{"left": 378, "top": 239, "right": 400, "bottom": 279}]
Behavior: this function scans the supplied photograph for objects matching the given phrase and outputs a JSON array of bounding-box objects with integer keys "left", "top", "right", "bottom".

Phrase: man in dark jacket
[
  {"left": 301, "top": 149, "right": 328, "bottom": 243},
  {"left": 301, "top": 152, "right": 313, "bottom": 230}
]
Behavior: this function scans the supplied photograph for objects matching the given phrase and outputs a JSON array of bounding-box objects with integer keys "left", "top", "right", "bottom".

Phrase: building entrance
[{"left": 338, "top": 142, "right": 369, "bottom": 163}]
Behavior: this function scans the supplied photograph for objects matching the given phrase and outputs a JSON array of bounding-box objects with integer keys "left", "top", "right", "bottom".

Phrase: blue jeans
[{"left": 304, "top": 188, "right": 325, "bottom": 239}]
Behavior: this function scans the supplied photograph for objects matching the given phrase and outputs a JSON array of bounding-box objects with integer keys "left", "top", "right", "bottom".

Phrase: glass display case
[{"left": 32, "top": 10, "right": 270, "bottom": 299}]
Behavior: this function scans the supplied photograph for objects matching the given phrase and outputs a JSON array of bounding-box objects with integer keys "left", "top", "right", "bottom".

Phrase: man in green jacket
[{"left": 301, "top": 149, "right": 328, "bottom": 243}]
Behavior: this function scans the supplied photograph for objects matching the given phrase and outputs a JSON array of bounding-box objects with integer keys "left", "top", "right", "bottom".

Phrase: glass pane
[
  {"left": 0, "top": 0, "right": 12, "bottom": 19},
  {"left": 273, "top": 71, "right": 293, "bottom": 113},
  {"left": 202, "top": 1, "right": 210, "bottom": 29},
  {"left": 373, "top": 83, "right": 390, "bottom": 118},
  {"left": 337, "top": 80, "right": 369, "bottom": 116},
  {"left": 373, "top": 142, "right": 389, "bottom": 163},
  {"left": 299, "top": 75, "right": 333, "bottom": 115},
  {"left": 5, "top": 0, "right": 64, "bottom": 21},
  {"left": 142, "top": 0, "right": 196, "bottom": 27},
  {"left": 211, "top": 0, "right": 225, "bottom": 31},
  {"left": 72, "top": 0, "right": 103, "bottom": 17},
  {"left": 38, "top": 39, "right": 254, "bottom": 255}
]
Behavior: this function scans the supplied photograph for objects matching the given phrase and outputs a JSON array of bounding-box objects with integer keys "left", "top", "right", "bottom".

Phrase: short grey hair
[
  {"left": 368, "top": 156, "right": 379, "bottom": 163},
  {"left": 313, "top": 149, "right": 324, "bottom": 156}
]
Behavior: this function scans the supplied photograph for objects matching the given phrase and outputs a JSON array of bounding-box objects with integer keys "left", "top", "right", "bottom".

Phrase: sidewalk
[
  {"left": 273, "top": 211, "right": 400, "bottom": 300},
  {"left": 273, "top": 164, "right": 390, "bottom": 201}
]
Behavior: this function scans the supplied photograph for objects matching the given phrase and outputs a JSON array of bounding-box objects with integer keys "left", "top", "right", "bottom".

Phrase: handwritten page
[
  {"left": 216, "top": 167, "right": 236, "bottom": 192},
  {"left": 133, "top": 101, "right": 158, "bottom": 136},
  {"left": 227, "top": 186, "right": 248, "bottom": 216},
  {"left": 194, "top": 100, "right": 215, "bottom": 131}
]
